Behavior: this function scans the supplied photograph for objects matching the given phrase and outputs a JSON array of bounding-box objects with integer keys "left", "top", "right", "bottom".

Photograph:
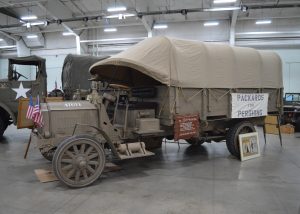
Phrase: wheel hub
[{"left": 75, "top": 156, "right": 87, "bottom": 169}]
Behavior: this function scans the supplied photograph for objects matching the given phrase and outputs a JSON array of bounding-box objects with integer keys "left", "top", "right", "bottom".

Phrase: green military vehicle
[{"left": 0, "top": 56, "right": 47, "bottom": 137}]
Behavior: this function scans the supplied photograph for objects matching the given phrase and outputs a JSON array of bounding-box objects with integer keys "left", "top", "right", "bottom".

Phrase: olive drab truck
[
  {"left": 0, "top": 56, "right": 47, "bottom": 137},
  {"left": 31, "top": 36, "right": 283, "bottom": 188}
]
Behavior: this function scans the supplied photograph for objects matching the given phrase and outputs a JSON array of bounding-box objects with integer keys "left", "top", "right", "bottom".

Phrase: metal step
[{"left": 117, "top": 142, "right": 155, "bottom": 160}]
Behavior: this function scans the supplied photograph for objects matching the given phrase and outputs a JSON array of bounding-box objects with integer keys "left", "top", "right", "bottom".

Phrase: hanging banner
[{"left": 231, "top": 93, "right": 269, "bottom": 118}]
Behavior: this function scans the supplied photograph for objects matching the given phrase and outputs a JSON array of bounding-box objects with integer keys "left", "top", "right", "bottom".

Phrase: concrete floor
[{"left": 0, "top": 125, "right": 300, "bottom": 214}]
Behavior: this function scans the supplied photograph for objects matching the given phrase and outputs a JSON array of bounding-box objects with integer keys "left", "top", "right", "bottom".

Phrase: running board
[{"left": 117, "top": 142, "right": 154, "bottom": 160}]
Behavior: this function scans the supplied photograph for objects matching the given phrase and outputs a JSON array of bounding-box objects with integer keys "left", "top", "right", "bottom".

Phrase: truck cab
[{"left": 0, "top": 55, "right": 47, "bottom": 137}]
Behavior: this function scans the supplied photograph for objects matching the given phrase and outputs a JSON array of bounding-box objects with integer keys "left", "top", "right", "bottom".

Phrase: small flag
[
  {"left": 32, "top": 95, "right": 43, "bottom": 127},
  {"left": 26, "top": 95, "right": 34, "bottom": 120}
]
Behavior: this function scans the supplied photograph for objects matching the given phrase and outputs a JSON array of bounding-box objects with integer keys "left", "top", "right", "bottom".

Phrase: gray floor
[{"left": 0, "top": 125, "right": 300, "bottom": 214}]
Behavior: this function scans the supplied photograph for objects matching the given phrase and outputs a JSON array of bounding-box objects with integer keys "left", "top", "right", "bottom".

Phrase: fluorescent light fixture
[
  {"left": 105, "top": 13, "right": 135, "bottom": 19},
  {"left": 26, "top": 35, "right": 38, "bottom": 39},
  {"left": 107, "top": 6, "right": 126, "bottom": 12},
  {"left": 21, "top": 15, "right": 37, "bottom": 20},
  {"left": 0, "top": 45, "right": 16, "bottom": 49},
  {"left": 105, "top": 14, "right": 119, "bottom": 19},
  {"left": 124, "top": 13, "right": 135, "bottom": 17},
  {"left": 153, "top": 24, "right": 168, "bottom": 29},
  {"left": 236, "top": 31, "right": 279, "bottom": 35},
  {"left": 62, "top": 32, "right": 75, "bottom": 36},
  {"left": 30, "top": 21, "right": 46, "bottom": 26},
  {"left": 104, "top": 28, "right": 117, "bottom": 32},
  {"left": 204, "top": 21, "right": 219, "bottom": 26},
  {"left": 80, "top": 37, "right": 147, "bottom": 43},
  {"left": 204, "top": 6, "right": 240, "bottom": 11},
  {"left": 0, "top": 38, "right": 3, "bottom": 42},
  {"left": 255, "top": 20, "right": 272, "bottom": 25},
  {"left": 214, "top": 0, "right": 236, "bottom": 3}
]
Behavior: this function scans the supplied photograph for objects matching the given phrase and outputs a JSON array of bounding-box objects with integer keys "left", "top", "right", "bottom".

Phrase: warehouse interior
[{"left": 0, "top": 0, "right": 300, "bottom": 213}]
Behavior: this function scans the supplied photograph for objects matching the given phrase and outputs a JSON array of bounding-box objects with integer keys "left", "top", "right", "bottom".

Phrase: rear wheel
[
  {"left": 226, "top": 121, "right": 256, "bottom": 159},
  {"left": 0, "top": 116, "right": 8, "bottom": 138},
  {"left": 53, "top": 135, "right": 106, "bottom": 188},
  {"left": 186, "top": 137, "right": 205, "bottom": 146}
]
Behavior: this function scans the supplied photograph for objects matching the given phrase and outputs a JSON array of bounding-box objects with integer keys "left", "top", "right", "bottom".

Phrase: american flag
[
  {"left": 26, "top": 95, "right": 34, "bottom": 119},
  {"left": 32, "top": 95, "right": 43, "bottom": 127}
]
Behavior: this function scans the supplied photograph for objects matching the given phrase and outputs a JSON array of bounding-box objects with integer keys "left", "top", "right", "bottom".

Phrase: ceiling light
[
  {"left": 26, "top": 35, "right": 38, "bottom": 39},
  {"left": 0, "top": 38, "right": 3, "bottom": 42},
  {"left": 30, "top": 21, "right": 46, "bottom": 26},
  {"left": 153, "top": 24, "right": 168, "bottom": 29},
  {"left": 105, "top": 14, "right": 119, "bottom": 19},
  {"left": 255, "top": 20, "right": 272, "bottom": 25},
  {"left": 107, "top": 6, "right": 126, "bottom": 12},
  {"left": 124, "top": 13, "right": 135, "bottom": 17},
  {"left": 104, "top": 28, "right": 117, "bottom": 32},
  {"left": 236, "top": 31, "right": 279, "bottom": 35},
  {"left": 62, "top": 32, "right": 75, "bottom": 36},
  {"left": 204, "top": 21, "right": 219, "bottom": 26},
  {"left": 80, "top": 37, "right": 147, "bottom": 43},
  {"left": 214, "top": 0, "right": 236, "bottom": 3},
  {"left": 204, "top": 6, "right": 240, "bottom": 11},
  {"left": 0, "top": 45, "right": 16, "bottom": 49},
  {"left": 21, "top": 15, "right": 37, "bottom": 20}
]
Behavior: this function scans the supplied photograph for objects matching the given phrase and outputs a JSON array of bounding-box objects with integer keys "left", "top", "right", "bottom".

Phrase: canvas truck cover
[
  {"left": 90, "top": 36, "right": 283, "bottom": 89},
  {"left": 62, "top": 54, "right": 109, "bottom": 92}
]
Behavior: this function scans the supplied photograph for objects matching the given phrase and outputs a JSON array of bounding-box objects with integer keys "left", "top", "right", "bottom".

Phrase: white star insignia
[{"left": 12, "top": 82, "right": 30, "bottom": 99}]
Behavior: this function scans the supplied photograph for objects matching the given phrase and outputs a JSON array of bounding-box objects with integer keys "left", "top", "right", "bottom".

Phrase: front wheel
[
  {"left": 0, "top": 116, "right": 8, "bottom": 138},
  {"left": 226, "top": 121, "right": 256, "bottom": 159},
  {"left": 53, "top": 135, "right": 106, "bottom": 188}
]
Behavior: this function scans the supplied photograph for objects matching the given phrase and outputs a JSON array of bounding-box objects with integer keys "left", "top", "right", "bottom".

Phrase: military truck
[
  {"left": 31, "top": 36, "right": 283, "bottom": 188},
  {"left": 0, "top": 56, "right": 47, "bottom": 137},
  {"left": 0, "top": 54, "right": 108, "bottom": 138}
]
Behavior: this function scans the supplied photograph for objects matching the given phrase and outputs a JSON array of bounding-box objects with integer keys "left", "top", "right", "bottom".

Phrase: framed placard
[
  {"left": 174, "top": 114, "right": 199, "bottom": 141},
  {"left": 239, "top": 132, "right": 261, "bottom": 161}
]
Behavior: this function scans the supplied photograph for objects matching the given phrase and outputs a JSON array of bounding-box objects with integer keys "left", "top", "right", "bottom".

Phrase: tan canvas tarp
[{"left": 90, "top": 36, "right": 283, "bottom": 89}]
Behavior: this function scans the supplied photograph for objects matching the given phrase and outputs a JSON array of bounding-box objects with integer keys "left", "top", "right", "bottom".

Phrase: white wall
[
  {"left": 272, "top": 49, "right": 300, "bottom": 93},
  {"left": 30, "top": 32, "right": 77, "bottom": 91}
]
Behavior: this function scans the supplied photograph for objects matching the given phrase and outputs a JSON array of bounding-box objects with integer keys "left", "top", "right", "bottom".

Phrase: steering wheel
[
  {"left": 108, "top": 83, "right": 130, "bottom": 91},
  {"left": 13, "top": 69, "right": 28, "bottom": 80}
]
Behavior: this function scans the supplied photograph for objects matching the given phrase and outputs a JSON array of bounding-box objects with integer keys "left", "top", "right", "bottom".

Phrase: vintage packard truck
[{"left": 31, "top": 36, "right": 283, "bottom": 187}]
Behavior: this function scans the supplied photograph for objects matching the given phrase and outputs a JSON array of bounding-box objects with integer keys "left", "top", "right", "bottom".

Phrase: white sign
[{"left": 231, "top": 93, "right": 269, "bottom": 118}]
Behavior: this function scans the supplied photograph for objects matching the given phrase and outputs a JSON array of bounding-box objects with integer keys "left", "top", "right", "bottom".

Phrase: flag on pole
[
  {"left": 32, "top": 95, "right": 43, "bottom": 127},
  {"left": 26, "top": 95, "right": 34, "bottom": 119}
]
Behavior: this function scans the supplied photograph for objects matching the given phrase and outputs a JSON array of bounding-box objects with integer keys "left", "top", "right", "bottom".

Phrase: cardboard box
[
  {"left": 280, "top": 124, "right": 295, "bottom": 134},
  {"left": 265, "top": 124, "right": 279, "bottom": 135},
  {"left": 265, "top": 116, "right": 278, "bottom": 125}
]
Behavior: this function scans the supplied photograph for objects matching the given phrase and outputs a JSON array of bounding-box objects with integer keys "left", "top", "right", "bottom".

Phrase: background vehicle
[
  {"left": 0, "top": 56, "right": 47, "bottom": 137},
  {"left": 31, "top": 37, "right": 283, "bottom": 188},
  {"left": 282, "top": 93, "right": 300, "bottom": 132}
]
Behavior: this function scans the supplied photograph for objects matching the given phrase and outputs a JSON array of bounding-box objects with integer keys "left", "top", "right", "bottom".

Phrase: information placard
[
  {"left": 231, "top": 93, "right": 269, "bottom": 118},
  {"left": 174, "top": 114, "right": 199, "bottom": 141}
]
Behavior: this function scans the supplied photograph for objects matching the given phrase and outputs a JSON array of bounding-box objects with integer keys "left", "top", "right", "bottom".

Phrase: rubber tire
[
  {"left": 186, "top": 138, "right": 205, "bottom": 146},
  {"left": 53, "top": 134, "right": 105, "bottom": 188},
  {"left": 295, "top": 117, "right": 300, "bottom": 132},
  {"left": 226, "top": 121, "right": 256, "bottom": 159},
  {"left": 39, "top": 148, "right": 56, "bottom": 161},
  {"left": 0, "top": 117, "right": 8, "bottom": 138},
  {"left": 143, "top": 137, "right": 163, "bottom": 150}
]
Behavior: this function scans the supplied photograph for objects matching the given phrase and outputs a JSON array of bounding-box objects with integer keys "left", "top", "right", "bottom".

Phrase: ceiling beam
[
  {"left": 37, "top": 0, "right": 78, "bottom": 36},
  {"left": 229, "top": 0, "right": 240, "bottom": 46},
  {"left": 129, "top": 0, "right": 153, "bottom": 37}
]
